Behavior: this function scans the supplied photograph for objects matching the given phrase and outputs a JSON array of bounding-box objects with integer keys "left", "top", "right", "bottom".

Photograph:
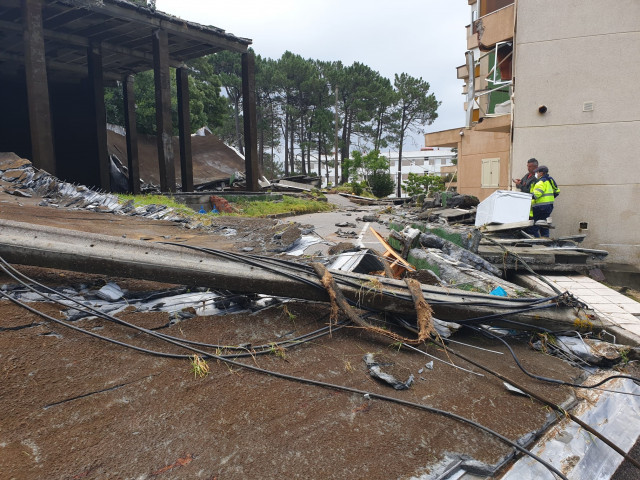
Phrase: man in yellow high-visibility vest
[{"left": 529, "top": 165, "right": 560, "bottom": 238}]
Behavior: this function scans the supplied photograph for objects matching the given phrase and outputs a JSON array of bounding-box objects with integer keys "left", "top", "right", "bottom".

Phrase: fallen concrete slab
[{"left": 0, "top": 219, "right": 610, "bottom": 336}]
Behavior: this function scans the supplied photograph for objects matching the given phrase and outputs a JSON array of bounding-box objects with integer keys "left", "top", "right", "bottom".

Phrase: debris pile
[{"left": 0, "top": 153, "right": 189, "bottom": 221}]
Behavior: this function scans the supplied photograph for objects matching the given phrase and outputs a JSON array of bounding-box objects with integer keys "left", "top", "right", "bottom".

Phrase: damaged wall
[
  {"left": 458, "top": 128, "right": 511, "bottom": 201},
  {"left": 511, "top": 0, "right": 640, "bottom": 266}
]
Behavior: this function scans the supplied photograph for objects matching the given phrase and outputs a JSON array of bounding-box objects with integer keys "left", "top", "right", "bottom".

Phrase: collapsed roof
[{"left": 0, "top": 0, "right": 251, "bottom": 84}]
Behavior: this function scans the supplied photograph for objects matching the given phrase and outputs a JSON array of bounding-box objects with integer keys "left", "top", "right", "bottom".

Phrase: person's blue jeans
[{"left": 530, "top": 204, "right": 554, "bottom": 238}]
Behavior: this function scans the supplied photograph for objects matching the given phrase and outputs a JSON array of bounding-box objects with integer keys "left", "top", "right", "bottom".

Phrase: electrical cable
[
  {"left": 0, "top": 259, "right": 568, "bottom": 478},
  {"left": 0, "top": 296, "right": 567, "bottom": 480},
  {"left": 469, "top": 324, "right": 640, "bottom": 388},
  {"left": 435, "top": 338, "right": 640, "bottom": 472},
  {"left": 479, "top": 232, "right": 564, "bottom": 296},
  {"left": 164, "top": 243, "right": 586, "bottom": 337},
  {"left": 0, "top": 258, "right": 340, "bottom": 358}
]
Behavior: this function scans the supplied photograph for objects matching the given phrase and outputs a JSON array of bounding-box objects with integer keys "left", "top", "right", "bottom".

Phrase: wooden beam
[
  {"left": 176, "top": 67, "right": 193, "bottom": 192},
  {"left": 88, "top": 43, "right": 110, "bottom": 191},
  {"left": 22, "top": 0, "right": 56, "bottom": 175},
  {"left": 0, "top": 51, "right": 122, "bottom": 81},
  {"left": 242, "top": 51, "right": 259, "bottom": 191},
  {"left": 123, "top": 74, "right": 140, "bottom": 194},
  {"left": 152, "top": 28, "right": 176, "bottom": 192}
]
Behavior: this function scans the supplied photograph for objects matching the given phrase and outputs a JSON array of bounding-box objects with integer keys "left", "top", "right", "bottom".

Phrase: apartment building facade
[{"left": 425, "top": 0, "right": 640, "bottom": 265}]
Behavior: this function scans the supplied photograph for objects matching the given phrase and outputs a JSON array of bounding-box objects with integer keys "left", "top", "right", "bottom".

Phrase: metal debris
[{"left": 363, "top": 353, "right": 414, "bottom": 390}]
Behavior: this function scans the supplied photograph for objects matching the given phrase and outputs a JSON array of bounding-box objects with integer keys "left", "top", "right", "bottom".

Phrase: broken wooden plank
[
  {"left": 480, "top": 220, "right": 533, "bottom": 232},
  {"left": 370, "top": 227, "right": 416, "bottom": 278}
]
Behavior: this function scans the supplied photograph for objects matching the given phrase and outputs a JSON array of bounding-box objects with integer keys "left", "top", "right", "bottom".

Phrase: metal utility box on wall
[{"left": 475, "top": 190, "right": 531, "bottom": 226}]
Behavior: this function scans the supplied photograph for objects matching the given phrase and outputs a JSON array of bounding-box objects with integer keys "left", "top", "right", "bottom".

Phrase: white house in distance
[
  {"left": 384, "top": 148, "right": 456, "bottom": 195},
  {"left": 309, "top": 148, "right": 456, "bottom": 195}
]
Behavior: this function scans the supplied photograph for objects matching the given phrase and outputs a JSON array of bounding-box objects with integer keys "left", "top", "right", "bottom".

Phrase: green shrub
[
  {"left": 403, "top": 173, "right": 445, "bottom": 197},
  {"left": 369, "top": 172, "right": 395, "bottom": 198}
]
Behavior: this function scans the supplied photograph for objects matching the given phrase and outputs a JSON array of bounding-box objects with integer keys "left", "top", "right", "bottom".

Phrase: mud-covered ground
[{"left": 0, "top": 264, "right": 584, "bottom": 479}]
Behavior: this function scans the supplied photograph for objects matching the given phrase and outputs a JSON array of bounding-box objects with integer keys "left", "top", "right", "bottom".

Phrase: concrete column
[
  {"left": 88, "top": 43, "right": 109, "bottom": 191},
  {"left": 176, "top": 67, "right": 193, "bottom": 192},
  {"left": 152, "top": 29, "right": 176, "bottom": 192},
  {"left": 22, "top": 0, "right": 56, "bottom": 174}
]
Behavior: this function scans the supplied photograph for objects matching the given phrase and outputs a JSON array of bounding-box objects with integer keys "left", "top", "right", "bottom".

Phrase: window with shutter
[{"left": 481, "top": 158, "right": 500, "bottom": 188}]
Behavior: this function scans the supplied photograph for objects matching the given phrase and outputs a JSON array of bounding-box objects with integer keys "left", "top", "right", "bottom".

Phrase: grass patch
[
  {"left": 117, "top": 193, "right": 195, "bottom": 216},
  {"left": 229, "top": 195, "right": 333, "bottom": 217},
  {"left": 326, "top": 185, "right": 375, "bottom": 198},
  {"left": 117, "top": 193, "right": 332, "bottom": 219},
  {"left": 189, "top": 354, "right": 210, "bottom": 378}
]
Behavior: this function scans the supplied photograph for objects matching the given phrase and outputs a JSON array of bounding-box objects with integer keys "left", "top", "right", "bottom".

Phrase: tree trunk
[
  {"left": 289, "top": 115, "right": 295, "bottom": 174},
  {"left": 374, "top": 110, "right": 383, "bottom": 151},
  {"left": 300, "top": 120, "right": 306, "bottom": 175},
  {"left": 317, "top": 135, "right": 322, "bottom": 177},
  {"left": 232, "top": 93, "right": 244, "bottom": 156},
  {"left": 396, "top": 108, "right": 406, "bottom": 197},
  {"left": 306, "top": 118, "right": 313, "bottom": 175},
  {"left": 340, "top": 109, "right": 349, "bottom": 184},
  {"left": 283, "top": 110, "right": 289, "bottom": 176},
  {"left": 257, "top": 97, "right": 264, "bottom": 175}
]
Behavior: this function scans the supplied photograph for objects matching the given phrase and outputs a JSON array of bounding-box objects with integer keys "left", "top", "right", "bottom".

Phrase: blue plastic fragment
[
  {"left": 490, "top": 286, "right": 508, "bottom": 297},
  {"left": 198, "top": 205, "right": 206, "bottom": 214}
]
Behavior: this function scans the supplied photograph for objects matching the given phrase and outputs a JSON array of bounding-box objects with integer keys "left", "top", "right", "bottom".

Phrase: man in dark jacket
[{"left": 513, "top": 158, "right": 539, "bottom": 193}]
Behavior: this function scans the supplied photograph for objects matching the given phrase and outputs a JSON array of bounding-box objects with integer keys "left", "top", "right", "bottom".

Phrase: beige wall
[
  {"left": 458, "top": 129, "right": 510, "bottom": 201},
  {"left": 512, "top": 0, "right": 640, "bottom": 265}
]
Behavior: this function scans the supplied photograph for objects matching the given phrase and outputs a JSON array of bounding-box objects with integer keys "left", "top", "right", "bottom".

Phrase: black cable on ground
[
  {"left": 468, "top": 324, "right": 640, "bottom": 388},
  {"left": 165, "top": 243, "right": 581, "bottom": 332},
  {"left": 0, "top": 258, "right": 339, "bottom": 359},
  {"left": 433, "top": 338, "right": 640, "bottom": 472},
  {"left": 0, "top": 261, "right": 568, "bottom": 479}
]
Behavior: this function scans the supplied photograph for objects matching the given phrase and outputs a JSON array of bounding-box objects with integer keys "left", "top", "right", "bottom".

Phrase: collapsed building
[{"left": 0, "top": 0, "right": 259, "bottom": 193}]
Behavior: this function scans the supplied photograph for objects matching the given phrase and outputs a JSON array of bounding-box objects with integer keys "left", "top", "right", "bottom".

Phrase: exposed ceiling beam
[
  {"left": 0, "top": 19, "right": 184, "bottom": 68},
  {"left": 70, "top": 1, "right": 251, "bottom": 53},
  {"left": 0, "top": 51, "right": 122, "bottom": 81}
]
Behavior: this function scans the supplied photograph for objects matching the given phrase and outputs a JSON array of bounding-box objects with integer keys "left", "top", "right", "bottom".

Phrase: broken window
[{"left": 486, "top": 43, "right": 512, "bottom": 114}]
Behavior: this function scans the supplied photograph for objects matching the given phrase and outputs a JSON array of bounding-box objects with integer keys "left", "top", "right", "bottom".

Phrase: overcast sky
[{"left": 156, "top": 0, "right": 469, "bottom": 151}]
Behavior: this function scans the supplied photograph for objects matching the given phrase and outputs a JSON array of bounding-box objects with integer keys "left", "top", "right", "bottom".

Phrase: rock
[
  {"left": 433, "top": 192, "right": 479, "bottom": 209},
  {"left": 96, "top": 282, "right": 124, "bottom": 302},
  {"left": 328, "top": 242, "right": 357, "bottom": 255}
]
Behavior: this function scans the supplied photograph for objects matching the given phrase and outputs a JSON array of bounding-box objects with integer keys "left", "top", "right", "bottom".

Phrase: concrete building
[
  {"left": 425, "top": 0, "right": 640, "bottom": 266},
  {"left": 384, "top": 149, "right": 456, "bottom": 196}
]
